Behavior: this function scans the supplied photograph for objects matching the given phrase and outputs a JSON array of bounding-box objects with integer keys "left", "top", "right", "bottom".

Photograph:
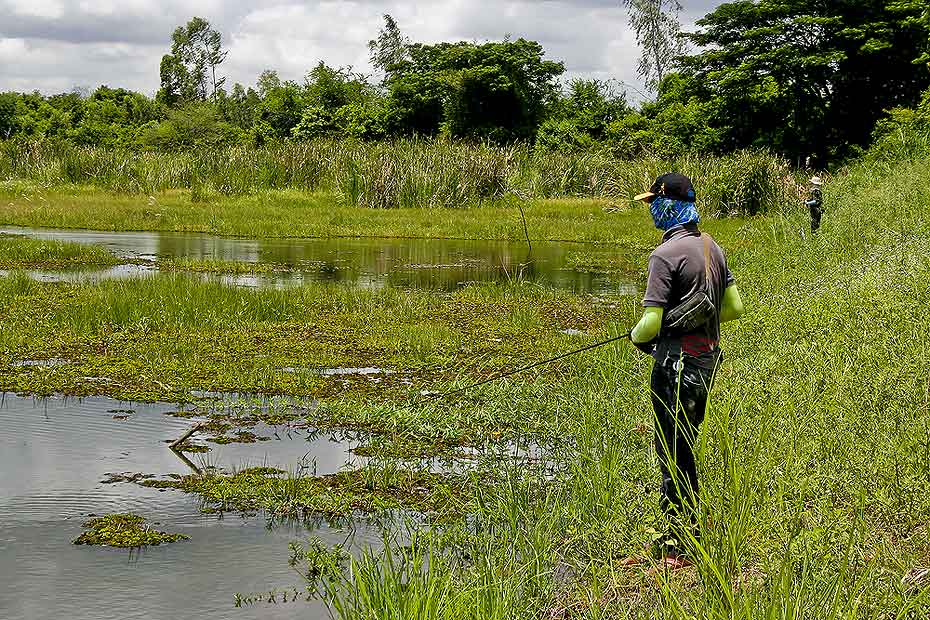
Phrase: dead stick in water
[
  {"left": 170, "top": 422, "right": 204, "bottom": 451},
  {"left": 517, "top": 201, "right": 532, "bottom": 254},
  {"left": 169, "top": 422, "right": 205, "bottom": 474}
]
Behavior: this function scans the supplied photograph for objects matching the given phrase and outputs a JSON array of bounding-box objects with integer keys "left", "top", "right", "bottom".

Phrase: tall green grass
[{"left": 0, "top": 141, "right": 798, "bottom": 216}]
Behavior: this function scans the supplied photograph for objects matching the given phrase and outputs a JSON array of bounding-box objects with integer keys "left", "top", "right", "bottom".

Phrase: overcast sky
[{"left": 0, "top": 0, "right": 727, "bottom": 98}]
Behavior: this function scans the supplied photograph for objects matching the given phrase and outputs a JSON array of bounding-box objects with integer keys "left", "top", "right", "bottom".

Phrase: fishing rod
[
  {"left": 168, "top": 190, "right": 610, "bottom": 460},
  {"left": 418, "top": 332, "right": 631, "bottom": 403}
]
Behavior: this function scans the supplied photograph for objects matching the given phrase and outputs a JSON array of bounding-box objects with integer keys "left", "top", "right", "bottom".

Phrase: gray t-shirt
[{"left": 643, "top": 223, "right": 734, "bottom": 368}]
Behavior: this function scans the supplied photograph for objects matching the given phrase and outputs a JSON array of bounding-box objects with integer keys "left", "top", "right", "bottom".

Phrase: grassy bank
[
  {"left": 0, "top": 184, "right": 766, "bottom": 244},
  {"left": 312, "top": 152, "right": 929, "bottom": 616}
]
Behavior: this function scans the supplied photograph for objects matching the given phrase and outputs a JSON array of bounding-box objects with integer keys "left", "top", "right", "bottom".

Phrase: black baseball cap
[{"left": 634, "top": 172, "right": 697, "bottom": 203}]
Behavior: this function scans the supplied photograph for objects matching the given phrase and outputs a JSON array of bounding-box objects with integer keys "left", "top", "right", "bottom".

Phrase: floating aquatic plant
[{"left": 72, "top": 513, "right": 189, "bottom": 548}]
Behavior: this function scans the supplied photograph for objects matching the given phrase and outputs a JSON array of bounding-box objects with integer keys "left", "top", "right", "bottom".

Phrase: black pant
[
  {"left": 810, "top": 205, "right": 822, "bottom": 233},
  {"left": 650, "top": 358, "right": 715, "bottom": 554}
]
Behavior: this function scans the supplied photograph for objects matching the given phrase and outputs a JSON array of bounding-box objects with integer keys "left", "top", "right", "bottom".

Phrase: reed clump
[{"left": 0, "top": 140, "right": 799, "bottom": 216}]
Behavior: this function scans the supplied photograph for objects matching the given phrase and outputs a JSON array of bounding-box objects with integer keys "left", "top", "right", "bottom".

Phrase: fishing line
[
  {"left": 417, "top": 332, "right": 632, "bottom": 404},
  {"left": 167, "top": 334, "right": 641, "bottom": 469}
]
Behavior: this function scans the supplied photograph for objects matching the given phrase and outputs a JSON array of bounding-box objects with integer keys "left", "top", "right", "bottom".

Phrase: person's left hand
[{"left": 631, "top": 332, "right": 657, "bottom": 356}]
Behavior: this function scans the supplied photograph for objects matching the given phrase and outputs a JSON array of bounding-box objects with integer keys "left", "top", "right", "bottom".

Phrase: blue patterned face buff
[{"left": 650, "top": 197, "right": 700, "bottom": 231}]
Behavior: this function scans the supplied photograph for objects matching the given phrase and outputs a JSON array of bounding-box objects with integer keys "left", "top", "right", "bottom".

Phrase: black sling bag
[{"left": 663, "top": 235, "right": 717, "bottom": 334}]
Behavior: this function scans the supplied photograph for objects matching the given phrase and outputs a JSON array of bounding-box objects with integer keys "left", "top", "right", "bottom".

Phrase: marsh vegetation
[
  {"left": 0, "top": 233, "right": 119, "bottom": 269},
  {"left": 3, "top": 0, "right": 929, "bottom": 616},
  {"left": 1, "top": 142, "right": 929, "bottom": 617}
]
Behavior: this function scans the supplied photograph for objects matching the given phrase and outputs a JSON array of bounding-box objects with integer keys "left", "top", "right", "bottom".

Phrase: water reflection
[{"left": 1, "top": 226, "right": 638, "bottom": 294}]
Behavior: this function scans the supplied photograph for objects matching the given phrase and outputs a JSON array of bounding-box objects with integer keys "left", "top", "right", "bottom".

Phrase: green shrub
[{"left": 869, "top": 86, "right": 930, "bottom": 161}]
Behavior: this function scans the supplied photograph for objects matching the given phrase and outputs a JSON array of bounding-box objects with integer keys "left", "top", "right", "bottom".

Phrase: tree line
[{"left": 0, "top": 1, "right": 928, "bottom": 165}]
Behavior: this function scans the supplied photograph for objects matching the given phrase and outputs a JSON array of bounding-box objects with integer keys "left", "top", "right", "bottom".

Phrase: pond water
[
  {"left": 0, "top": 393, "right": 381, "bottom": 620},
  {"left": 0, "top": 226, "right": 638, "bottom": 294}
]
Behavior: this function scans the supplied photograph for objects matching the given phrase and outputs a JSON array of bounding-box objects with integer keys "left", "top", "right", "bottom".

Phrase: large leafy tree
[
  {"left": 70, "top": 86, "right": 159, "bottom": 147},
  {"left": 890, "top": 0, "right": 930, "bottom": 67},
  {"left": 157, "top": 54, "right": 193, "bottom": 106},
  {"left": 252, "top": 73, "right": 304, "bottom": 143},
  {"left": 292, "top": 63, "right": 379, "bottom": 140},
  {"left": 388, "top": 39, "right": 565, "bottom": 141},
  {"left": 681, "top": 0, "right": 930, "bottom": 162},
  {"left": 607, "top": 72, "right": 722, "bottom": 157},
  {"left": 537, "top": 80, "right": 631, "bottom": 151},
  {"left": 303, "top": 62, "right": 373, "bottom": 111},
  {"left": 221, "top": 83, "right": 261, "bottom": 130},
  {"left": 158, "top": 17, "right": 228, "bottom": 105}
]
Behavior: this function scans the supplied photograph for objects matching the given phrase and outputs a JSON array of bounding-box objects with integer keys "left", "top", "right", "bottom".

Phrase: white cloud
[
  {"left": 226, "top": 2, "right": 384, "bottom": 81},
  {"left": 0, "top": 37, "right": 159, "bottom": 94},
  {"left": 7, "top": 0, "right": 65, "bottom": 19},
  {"left": 0, "top": 0, "right": 730, "bottom": 98}
]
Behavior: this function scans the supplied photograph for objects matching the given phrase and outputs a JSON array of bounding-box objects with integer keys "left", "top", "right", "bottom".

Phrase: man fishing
[
  {"left": 805, "top": 176, "right": 824, "bottom": 233},
  {"left": 623, "top": 172, "right": 745, "bottom": 572}
]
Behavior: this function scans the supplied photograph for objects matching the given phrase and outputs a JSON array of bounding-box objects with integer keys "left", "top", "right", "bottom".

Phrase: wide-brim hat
[
  {"left": 635, "top": 172, "right": 696, "bottom": 203},
  {"left": 810, "top": 176, "right": 823, "bottom": 186}
]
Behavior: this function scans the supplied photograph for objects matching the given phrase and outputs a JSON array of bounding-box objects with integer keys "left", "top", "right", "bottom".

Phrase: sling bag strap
[
  {"left": 702, "top": 233, "right": 720, "bottom": 341},
  {"left": 703, "top": 234, "right": 711, "bottom": 281}
]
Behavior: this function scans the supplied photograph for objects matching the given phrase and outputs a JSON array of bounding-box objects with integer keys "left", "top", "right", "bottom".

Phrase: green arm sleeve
[
  {"left": 631, "top": 307, "right": 664, "bottom": 343},
  {"left": 633, "top": 285, "right": 742, "bottom": 343},
  {"left": 719, "top": 284, "right": 745, "bottom": 323}
]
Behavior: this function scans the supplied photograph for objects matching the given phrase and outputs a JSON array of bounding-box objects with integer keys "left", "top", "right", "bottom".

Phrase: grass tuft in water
[
  {"left": 159, "top": 257, "right": 319, "bottom": 275},
  {"left": 72, "top": 513, "right": 189, "bottom": 548},
  {"left": 289, "top": 537, "right": 351, "bottom": 598},
  {"left": 0, "top": 234, "right": 119, "bottom": 269}
]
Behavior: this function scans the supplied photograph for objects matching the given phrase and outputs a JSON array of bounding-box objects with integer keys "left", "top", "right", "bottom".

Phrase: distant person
[
  {"left": 622, "top": 172, "right": 745, "bottom": 572},
  {"left": 805, "top": 176, "right": 824, "bottom": 233}
]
